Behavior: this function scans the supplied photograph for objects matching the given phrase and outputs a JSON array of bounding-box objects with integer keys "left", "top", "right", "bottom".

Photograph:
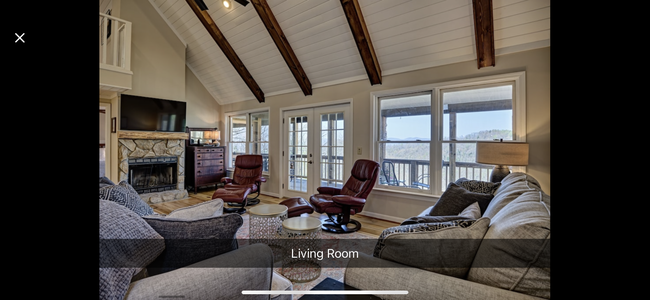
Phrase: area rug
[{"left": 235, "top": 214, "right": 379, "bottom": 299}]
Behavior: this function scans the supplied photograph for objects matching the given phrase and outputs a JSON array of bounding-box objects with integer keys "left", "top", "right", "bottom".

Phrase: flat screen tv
[{"left": 120, "top": 94, "right": 187, "bottom": 132}]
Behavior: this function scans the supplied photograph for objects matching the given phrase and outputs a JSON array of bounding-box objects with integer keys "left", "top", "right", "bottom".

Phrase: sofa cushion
[
  {"left": 142, "top": 201, "right": 243, "bottom": 275},
  {"left": 455, "top": 178, "right": 501, "bottom": 195},
  {"left": 467, "top": 190, "right": 551, "bottom": 299},
  {"left": 482, "top": 173, "right": 542, "bottom": 220},
  {"left": 99, "top": 181, "right": 154, "bottom": 216},
  {"left": 99, "top": 200, "right": 165, "bottom": 300},
  {"left": 374, "top": 217, "right": 490, "bottom": 279},
  {"left": 429, "top": 183, "right": 494, "bottom": 216}
]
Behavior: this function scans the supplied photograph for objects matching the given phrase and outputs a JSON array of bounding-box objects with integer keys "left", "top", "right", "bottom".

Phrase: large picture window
[
  {"left": 372, "top": 72, "right": 526, "bottom": 196},
  {"left": 227, "top": 110, "right": 270, "bottom": 173}
]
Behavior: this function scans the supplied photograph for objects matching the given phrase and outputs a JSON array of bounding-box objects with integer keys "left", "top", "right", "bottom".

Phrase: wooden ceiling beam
[
  {"left": 340, "top": 0, "right": 381, "bottom": 85},
  {"left": 472, "top": 0, "right": 496, "bottom": 68},
  {"left": 185, "top": 0, "right": 265, "bottom": 103},
  {"left": 251, "top": 0, "right": 312, "bottom": 96}
]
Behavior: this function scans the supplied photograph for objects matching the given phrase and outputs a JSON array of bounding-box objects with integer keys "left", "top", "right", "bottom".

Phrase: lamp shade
[
  {"left": 476, "top": 142, "right": 529, "bottom": 166},
  {"left": 214, "top": 130, "right": 220, "bottom": 141}
]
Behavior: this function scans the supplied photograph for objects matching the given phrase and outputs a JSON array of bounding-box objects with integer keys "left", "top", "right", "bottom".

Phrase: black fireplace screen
[{"left": 128, "top": 156, "right": 178, "bottom": 194}]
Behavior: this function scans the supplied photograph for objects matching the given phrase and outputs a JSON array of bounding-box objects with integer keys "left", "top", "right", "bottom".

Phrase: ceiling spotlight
[{"left": 222, "top": 0, "right": 232, "bottom": 9}]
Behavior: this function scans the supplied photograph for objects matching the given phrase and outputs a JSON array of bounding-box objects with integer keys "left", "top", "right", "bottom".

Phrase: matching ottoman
[
  {"left": 212, "top": 187, "right": 252, "bottom": 214},
  {"left": 279, "top": 197, "right": 314, "bottom": 218}
]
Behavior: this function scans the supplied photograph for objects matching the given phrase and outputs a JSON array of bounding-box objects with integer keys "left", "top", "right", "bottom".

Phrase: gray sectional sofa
[
  {"left": 99, "top": 177, "right": 293, "bottom": 300},
  {"left": 345, "top": 172, "right": 551, "bottom": 299}
]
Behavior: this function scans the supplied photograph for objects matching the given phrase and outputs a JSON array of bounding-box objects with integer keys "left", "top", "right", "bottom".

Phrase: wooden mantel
[{"left": 118, "top": 131, "right": 189, "bottom": 140}]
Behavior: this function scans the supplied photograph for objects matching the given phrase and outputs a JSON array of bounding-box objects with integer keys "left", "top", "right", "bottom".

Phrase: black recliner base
[{"left": 320, "top": 213, "right": 361, "bottom": 234}]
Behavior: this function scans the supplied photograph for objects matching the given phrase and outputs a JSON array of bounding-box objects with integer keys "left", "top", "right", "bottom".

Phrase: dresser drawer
[
  {"left": 196, "top": 174, "right": 219, "bottom": 185},
  {"left": 196, "top": 147, "right": 225, "bottom": 153},
  {"left": 196, "top": 159, "right": 224, "bottom": 167},
  {"left": 196, "top": 152, "right": 224, "bottom": 160},
  {"left": 196, "top": 166, "right": 225, "bottom": 176}
]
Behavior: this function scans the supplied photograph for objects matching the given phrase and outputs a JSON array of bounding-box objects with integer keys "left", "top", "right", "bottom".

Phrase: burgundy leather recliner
[
  {"left": 212, "top": 155, "right": 266, "bottom": 213},
  {"left": 309, "top": 159, "right": 380, "bottom": 233}
]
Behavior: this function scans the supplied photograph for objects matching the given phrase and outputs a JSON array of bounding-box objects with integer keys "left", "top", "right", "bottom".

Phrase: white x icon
[{"left": 15, "top": 33, "right": 25, "bottom": 43}]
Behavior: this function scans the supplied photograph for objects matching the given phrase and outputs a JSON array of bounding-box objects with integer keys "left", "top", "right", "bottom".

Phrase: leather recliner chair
[
  {"left": 213, "top": 155, "right": 266, "bottom": 213},
  {"left": 309, "top": 159, "right": 380, "bottom": 233}
]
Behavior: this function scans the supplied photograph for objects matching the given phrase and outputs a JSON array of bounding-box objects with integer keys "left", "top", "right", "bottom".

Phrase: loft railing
[
  {"left": 380, "top": 159, "right": 494, "bottom": 190},
  {"left": 99, "top": 12, "right": 131, "bottom": 72}
]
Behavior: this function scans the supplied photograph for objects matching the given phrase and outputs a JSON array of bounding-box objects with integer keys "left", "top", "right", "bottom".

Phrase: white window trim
[
  {"left": 370, "top": 71, "right": 526, "bottom": 197},
  {"left": 225, "top": 108, "right": 271, "bottom": 176}
]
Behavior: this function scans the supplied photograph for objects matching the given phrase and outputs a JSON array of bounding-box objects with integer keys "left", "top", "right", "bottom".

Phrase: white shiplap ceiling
[{"left": 147, "top": 0, "right": 550, "bottom": 105}]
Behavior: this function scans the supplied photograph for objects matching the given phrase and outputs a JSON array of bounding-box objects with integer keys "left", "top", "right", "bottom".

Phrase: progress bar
[{"left": 242, "top": 290, "right": 408, "bottom": 295}]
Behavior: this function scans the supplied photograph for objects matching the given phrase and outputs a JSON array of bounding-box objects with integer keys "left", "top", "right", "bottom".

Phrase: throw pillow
[
  {"left": 455, "top": 178, "right": 501, "bottom": 195},
  {"left": 142, "top": 204, "right": 243, "bottom": 275},
  {"left": 374, "top": 217, "right": 490, "bottom": 278},
  {"left": 458, "top": 202, "right": 481, "bottom": 219},
  {"left": 164, "top": 199, "right": 224, "bottom": 220},
  {"left": 429, "top": 183, "right": 494, "bottom": 216},
  {"left": 99, "top": 181, "right": 154, "bottom": 216},
  {"left": 401, "top": 215, "right": 473, "bottom": 225},
  {"left": 100, "top": 176, "right": 115, "bottom": 188},
  {"left": 99, "top": 200, "right": 165, "bottom": 300}
]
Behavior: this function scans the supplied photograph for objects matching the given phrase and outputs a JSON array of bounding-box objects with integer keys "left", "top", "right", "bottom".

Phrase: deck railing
[
  {"left": 99, "top": 13, "right": 131, "bottom": 72},
  {"left": 380, "top": 159, "right": 494, "bottom": 190}
]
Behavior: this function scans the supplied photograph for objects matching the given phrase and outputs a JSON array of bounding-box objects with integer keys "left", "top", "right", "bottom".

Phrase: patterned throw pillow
[
  {"left": 99, "top": 181, "right": 154, "bottom": 216},
  {"left": 455, "top": 178, "right": 501, "bottom": 195},
  {"left": 373, "top": 218, "right": 490, "bottom": 278}
]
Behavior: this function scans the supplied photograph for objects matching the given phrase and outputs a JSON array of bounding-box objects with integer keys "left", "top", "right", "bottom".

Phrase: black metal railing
[{"left": 380, "top": 159, "right": 494, "bottom": 190}]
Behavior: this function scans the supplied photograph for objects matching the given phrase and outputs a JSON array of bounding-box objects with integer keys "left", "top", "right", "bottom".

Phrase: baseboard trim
[
  {"left": 357, "top": 211, "right": 403, "bottom": 224},
  {"left": 261, "top": 191, "right": 281, "bottom": 198}
]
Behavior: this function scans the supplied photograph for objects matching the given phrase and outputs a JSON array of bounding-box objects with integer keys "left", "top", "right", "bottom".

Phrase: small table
[
  {"left": 281, "top": 217, "right": 322, "bottom": 282},
  {"left": 249, "top": 204, "right": 288, "bottom": 253}
]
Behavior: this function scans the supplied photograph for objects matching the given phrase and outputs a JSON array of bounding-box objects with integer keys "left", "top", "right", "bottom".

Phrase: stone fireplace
[{"left": 118, "top": 134, "right": 188, "bottom": 204}]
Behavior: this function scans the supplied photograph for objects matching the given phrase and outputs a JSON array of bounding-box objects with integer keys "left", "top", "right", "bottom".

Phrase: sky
[{"left": 386, "top": 110, "right": 512, "bottom": 140}]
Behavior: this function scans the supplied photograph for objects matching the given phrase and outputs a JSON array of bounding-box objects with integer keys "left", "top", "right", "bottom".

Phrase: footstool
[
  {"left": 279, "top": 197, "right": 314, "bottom": 218},
  {"left": 212, "top": 187, "right": 252, "bottom": 214}
]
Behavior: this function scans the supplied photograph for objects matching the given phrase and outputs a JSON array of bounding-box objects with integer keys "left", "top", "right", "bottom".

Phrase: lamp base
[{"left": 490, "top": 165, "right": 511, "bottom": 183}]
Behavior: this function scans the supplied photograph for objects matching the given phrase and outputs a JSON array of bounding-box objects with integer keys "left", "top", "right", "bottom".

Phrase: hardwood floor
[{"left": 149, "top": 187, "right": 400, "bottom": 237}]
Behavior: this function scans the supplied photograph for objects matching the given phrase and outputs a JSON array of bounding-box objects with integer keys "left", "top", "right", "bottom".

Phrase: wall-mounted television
[{"left": 120, "top": 94, "right": 187, "bottom": 132}]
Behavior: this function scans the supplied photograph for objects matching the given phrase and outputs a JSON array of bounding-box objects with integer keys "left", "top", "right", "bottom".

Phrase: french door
[{"left": 282, "top": 104, "right": 352, "bottom": 199}]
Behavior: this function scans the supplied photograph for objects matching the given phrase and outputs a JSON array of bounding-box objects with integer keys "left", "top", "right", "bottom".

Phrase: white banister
[{"left": 99, "top": 12, "right": 131, "bottom": 73}]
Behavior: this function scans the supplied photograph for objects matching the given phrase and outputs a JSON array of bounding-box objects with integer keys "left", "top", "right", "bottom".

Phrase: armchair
[
  {"left": 213, "top": 155, "right": 266, "bottom": 213},
  {"left": 309, "top": 159, "right": 380, "bottom": 233}
]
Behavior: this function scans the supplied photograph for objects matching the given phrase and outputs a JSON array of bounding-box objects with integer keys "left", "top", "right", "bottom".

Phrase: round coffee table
[
  {"left": 248, "top": 204, "right": 288, "bottom": 253},
  {"left": 280, "top": 217, "right": 322, "bottom": 282}
]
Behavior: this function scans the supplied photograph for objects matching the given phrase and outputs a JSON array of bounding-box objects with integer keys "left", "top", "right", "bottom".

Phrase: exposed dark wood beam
[
  {"left": 186, "top": 0, "right": 265, "bottom": 103},
  {"left": 472, "top": 0, "right": 496, "bottom": 68},
  {"left": 340, "top": 0, "right": 381, "bottom": 85},
  {"left": 251, "top": 0, "right": 312, "bottom": 96}
]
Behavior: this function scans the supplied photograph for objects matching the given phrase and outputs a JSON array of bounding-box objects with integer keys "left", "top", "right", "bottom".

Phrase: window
[
  {"left": 227, "top": 111, "right": 270, "bottom": 173},
  {"left": 372, "top": 72, "right": 526, "bottom": 196}
]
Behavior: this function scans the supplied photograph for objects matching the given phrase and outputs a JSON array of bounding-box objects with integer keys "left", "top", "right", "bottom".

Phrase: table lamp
[{"left": 476, "top": 140, "right": 529, "bottom": 182}]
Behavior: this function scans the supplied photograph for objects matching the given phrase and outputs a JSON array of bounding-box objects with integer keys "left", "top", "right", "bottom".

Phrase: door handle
[{"left": 308, "top": 160, "right": 313, "bottom": 164}]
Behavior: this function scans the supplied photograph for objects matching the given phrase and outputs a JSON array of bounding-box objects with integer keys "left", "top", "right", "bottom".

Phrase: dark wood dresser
[{"left": 185, "top": 146, "right": 226, "bottom": 193}]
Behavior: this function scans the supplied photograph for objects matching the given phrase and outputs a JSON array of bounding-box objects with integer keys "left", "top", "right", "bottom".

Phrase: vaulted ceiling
[{"left": 148, "top": 0, "right": 550, "bottom": 105}]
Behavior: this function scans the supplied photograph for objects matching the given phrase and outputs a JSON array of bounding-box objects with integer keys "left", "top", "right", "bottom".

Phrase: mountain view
[{"left": 385, "top": 129, "right": 512, "bottom": 162}]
